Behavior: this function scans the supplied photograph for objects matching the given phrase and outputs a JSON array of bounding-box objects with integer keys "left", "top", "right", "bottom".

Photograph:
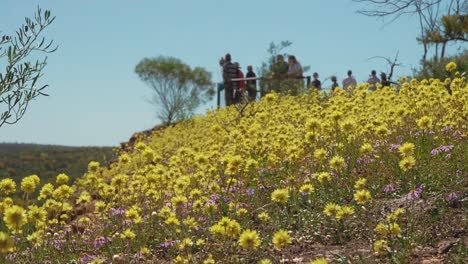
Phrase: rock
[
  {"left": 437, "top": 238, "right": 459, "bottom": 254},
  {"left": 420, "top": 256, "right": 444, "bottom": 263}
]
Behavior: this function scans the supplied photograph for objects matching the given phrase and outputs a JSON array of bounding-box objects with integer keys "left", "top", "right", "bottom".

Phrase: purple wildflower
[
  {"left": 80, "top": 254, "right": 97, "bottom": 263},
  {"left": 209, "top": 194, "right": 220, "bottom": 202},
  {"left": 110, "top": 207, "right": 125, "bottom": 216},
  {"left": 440, "top": 145, "right": 454, "bottom": 152},
  {"left": 453, "top": 131, "right": 462, "bottom": 138},
  {"left": 93, "top": 236, "right": 109, "bottom": 248},
  {"left": 389, "top": 144, "right": 400, "bottom": 152},
  {"left": 383, "top": 185, "right": 396, "bottom": 194},
  {"left": 431, "top": 145, "right": 454, "bottom": 156},
  {"left": 161, "top": 240, "right": 176, "bottom": 248},
  {"left": 447, "top": 192, "right": 458, "bottom": 202},
  {"left": 430, "top": 148, "right": 440, "bottom": 156},
  {"left": 357, "top": 156, "right": 376, "bottom": 164},
  {"left": 246, "top": 188, "right": 255, "bottom": 195},
  {"left": 441, "top": 126, "right": 451, "bottom": 132},
  {"left": 406, "top": 184, "right": 423, "bottom": 201}
]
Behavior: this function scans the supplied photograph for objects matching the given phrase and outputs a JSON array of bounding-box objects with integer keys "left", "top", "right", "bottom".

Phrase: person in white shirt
[
  {"left": 342, "top": 70, "right": 357, "bottom": 90},
  {"left": 367, "top": 70, "right": 380, "bottom": 91},
  {"left": 287, "top": 55, "right": 303, "bottom": 78}
]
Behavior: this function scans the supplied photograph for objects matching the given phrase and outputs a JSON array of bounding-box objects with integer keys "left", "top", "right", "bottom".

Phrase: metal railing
[{"left": 217, "top": 75, "right": 311, "bottom": 108}]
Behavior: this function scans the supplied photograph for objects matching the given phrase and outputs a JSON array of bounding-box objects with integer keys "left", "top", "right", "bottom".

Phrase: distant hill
[{"left": 0, "top": 143, "right": 116, "bottom": 184}]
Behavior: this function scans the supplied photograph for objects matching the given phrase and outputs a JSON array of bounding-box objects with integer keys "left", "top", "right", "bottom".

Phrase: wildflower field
[{"left": 0, "top": 70, "right": 467, "bottom": 263}]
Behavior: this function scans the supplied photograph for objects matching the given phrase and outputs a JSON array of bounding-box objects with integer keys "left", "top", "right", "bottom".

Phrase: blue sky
[{"left": 0, "top": 0, "right": 462, "bottom": 146}]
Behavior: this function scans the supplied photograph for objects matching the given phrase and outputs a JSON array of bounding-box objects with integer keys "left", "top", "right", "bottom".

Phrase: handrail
[{"left": 217, "top": 76, "right": 311, "bottom": 108}]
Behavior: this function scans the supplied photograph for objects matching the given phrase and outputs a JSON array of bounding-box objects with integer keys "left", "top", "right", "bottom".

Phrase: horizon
[{"left": 1, "top": 0, "right": 464, "bottom": 146}]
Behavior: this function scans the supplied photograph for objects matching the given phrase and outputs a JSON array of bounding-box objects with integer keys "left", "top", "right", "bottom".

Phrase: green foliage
[
  {"left": 135, "top": 56, "right": 214, "bottom": 124},
  {"left": 0, "top": 7, "right": 57, "bottom": 128},
  {"left": 258, "top": 41, "right": 292, "bottom": 95},
  {"left": 414, "top": 50, "right": 468, "bottom": 79},
  {"left": 0, "top": 143, "right": 115, "bottom": 185},
  {"left": 258, "top": 41, "right": 310, "bottom": 96}
]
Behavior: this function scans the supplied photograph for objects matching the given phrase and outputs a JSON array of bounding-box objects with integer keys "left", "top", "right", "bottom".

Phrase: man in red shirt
[{"left": 234, "top": 62, "right": 246, "bottom": 104}]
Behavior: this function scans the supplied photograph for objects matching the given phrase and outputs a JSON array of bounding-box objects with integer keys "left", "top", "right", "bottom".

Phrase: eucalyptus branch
[{"left": 0, "top": 6, "right": 57, "bottom": 128}]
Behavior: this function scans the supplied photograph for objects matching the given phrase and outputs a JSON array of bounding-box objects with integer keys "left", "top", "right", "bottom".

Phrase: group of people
[
  {"left": 220, "top": 53, "right": 258, "bottom": 106},
  {"left": 220, "top": 52, "right": 395, "bottom": 106},
  {"left": 270, "top": 54, "right": 304, "bottom": 79},
  {"left": 220, "top": 53, "right": 307, "bottom": 106},
  {"left": 315, "top": 70, "right": 393, "bottom": 91}
]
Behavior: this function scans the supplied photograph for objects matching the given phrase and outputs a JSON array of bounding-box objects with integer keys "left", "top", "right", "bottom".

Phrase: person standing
[
  {"left": 246, "top": 65, "right": 257, "bottom": 102},
  {"left": 267, "top": 54, "right": 289, "bottom": 95},
  {"left": 331, "top": 76, "right": 339, "bottom": 91},
  {"left": 222, "top": 54, "right": 239, "bottom": 106},
  {"left": 380, "top": 72, "right": 391, "bottom": 87},
  {"left": 285, "top": 55, "right": 304, "bottom": 95},
  {"left": 273, "top": 54, "right": 289, "bottom": 79},
  {"left": 342, "top": 70, "right": 357, "bottom": 90},
  {"left": 367, "top": 70, "right": 380, "bottom": 91},
  {"left": 287, "top": 55, "right": 303, "bottom": 78},
  {"left": 234, "top": 62, "right": 245, "bottom": 104},
  {"left": 311, "top": 72, "right": 321, "bottom": 90}
]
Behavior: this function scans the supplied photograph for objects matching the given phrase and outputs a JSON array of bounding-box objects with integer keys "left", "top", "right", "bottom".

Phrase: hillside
[
  {"left": 0, "top": 74, "right": 467, "bottom": 263},
  {"left": 0, "top": 143, "right": 116, "bottom": 184}
]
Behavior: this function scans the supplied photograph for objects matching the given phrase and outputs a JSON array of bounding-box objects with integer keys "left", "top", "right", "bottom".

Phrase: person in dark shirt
[
  {"left": 222, "top": 53, "right": 239, "bottom": 106},
  {"left": 266, "top": 54, "right": 289, "bottom": 95},
  {"left": 331, "top": 75, "right": 339, "bottom": 91},
  {"left": 311, "top": 72, "right": 321, "bottom": 90},
  {"left": 246, "top": 65, "right": 257, "bottom": 102},
  {"left": 272, "top": 55, "right": 289, "bottom": 79},
  {"left": 380, "top": 72, "right": 391, "bottom": 87}
]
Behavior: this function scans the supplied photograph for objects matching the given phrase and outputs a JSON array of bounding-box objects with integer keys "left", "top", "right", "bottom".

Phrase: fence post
[{"left": 217, "top": 83, "right": 224, "bottom": 108}]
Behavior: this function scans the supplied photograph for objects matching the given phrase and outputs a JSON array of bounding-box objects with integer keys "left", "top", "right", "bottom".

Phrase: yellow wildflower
[
  {"left": 354, "top": 189, "right": 372, "bottom": 205},
  {"left": 238, "top": 229, "right": 261, "bottom": 250},
  {"left": 316, "top": 172, "right": 332, "bottom": 183},
  {"left": 373, "top": 239, "right": 389, "bottom": 256},
  {"left": 56, "top": 173, "right": 69, "bottom": 184},
  {"left": 399, "top": 156, "right": 416, "bottom": 171},
  {"left": 272, "top": 230, "right": 292, "bottom": 249},
  {"left": 3, "top": 205, "right": 28, "bottom": 233},
  {"left": 0, "top": 232, "right": 15, "bottom": 253},
  {"left": 354, "top": 178, "right": 366, "bottom": 189},
  {"left": 299, "top": 184, "right": 315, "bottom": 194},
  {"left": 398, "top": 142, "right": 415, "bottom": 158},
  {"left": 0, "top": 179, "right": 16, "bottom": 195},
  {"left": 417, "top": 116, "right": 433, "bottom": 130},
  {"left": 323, "top": 203, "right": 341, "bottom": 217},
  {"left": 445, "top": 61, "right": 457, "bottom": 72},
  {"left": 329, "top": 155, "right": 346, "bottom": 170},
  {"left": 120, "top": 228, "right": 136, "bottom": 240},
  {"left": 271, "top": 188, "right": 289, "bottom": 204}
]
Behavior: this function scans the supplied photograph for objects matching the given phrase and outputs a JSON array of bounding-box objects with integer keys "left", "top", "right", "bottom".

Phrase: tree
[
  {"left": 353, "top": 0, "right": 467, "bottom": 64},
  {"left": 258, "top": 41, "right": 310, "bottom": 95},
  {"left": 258, "top": 41, "right": 292, "bottom": 96},
  {"left": 135, "top": 56, "right": 215, "bottom": 125},
  {"left": 0, "top": 7, "right": 57, "bottom": 128},
  {"left": 367, "top": 51, "right": 402, "bottom": 82},
  {"left": 414, "top": 49, "right": 467, "bottom": 79}
]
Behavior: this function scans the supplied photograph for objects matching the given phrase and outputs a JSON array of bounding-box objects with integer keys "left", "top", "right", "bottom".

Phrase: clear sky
[{"left": 0, "top": 0, "right": 462, "bottom": 146}]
